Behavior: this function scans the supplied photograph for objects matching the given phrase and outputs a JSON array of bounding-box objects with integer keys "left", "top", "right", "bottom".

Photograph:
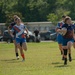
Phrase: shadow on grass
[
  {"left": 55, "top": 65, "right": 70, "bottom": 68},
  {"left": 52, "top": 62, "right": 70, "bottom": 68},
  {"left": 52, "top": 62, "right": 62, "bottom": 65},
  {"left": 0, "top": 59, "right": 22, "bottom": 63}
]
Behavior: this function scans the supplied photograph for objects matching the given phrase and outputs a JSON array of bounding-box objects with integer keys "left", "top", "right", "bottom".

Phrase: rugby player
[
  {"left": 8, "top": 15, "right": 20, "bottom": 59},
  {"left": 61, "top": 17, "right": 74, "bottom": 65},
  {"left": 56, "top": 15, "right": 66, "bottom": 60},
  {"left": 10, "top": 18, "right": 28, "bottom": 61}
]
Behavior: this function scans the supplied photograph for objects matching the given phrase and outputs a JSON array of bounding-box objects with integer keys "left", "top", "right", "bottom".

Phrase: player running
[
  {"left": 60, "top": 17, "right": 74, "bottom": 65},
  {"left": 56, "top": 15, "right": 66, "bottom": 60},
  {"left": 8, "top": 15, "right": 20, "bottom": 59},
  {"left": 10, "top": 18, "right": 28, "bottom": 61}
]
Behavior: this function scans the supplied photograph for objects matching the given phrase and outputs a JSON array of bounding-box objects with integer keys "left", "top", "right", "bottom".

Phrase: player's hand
[
  {"left": 27, "top": 35, "right": 30, "bottom": 38},
  {"left": 10, "top": 34, "right": 14, "bottom": 38},
  {"left": 57, "top": 29, "right": 61, "bottom": 32}
]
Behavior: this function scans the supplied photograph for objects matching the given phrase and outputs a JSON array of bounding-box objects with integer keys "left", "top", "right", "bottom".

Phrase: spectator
[{"left": 34, "top": 29, "right": 39, "bottom": 42}]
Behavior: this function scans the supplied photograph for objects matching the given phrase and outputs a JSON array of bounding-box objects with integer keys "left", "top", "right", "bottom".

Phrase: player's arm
[
  {"left": 10, "top": 31, "right": 14, "bottom": 38},
  {"left": 8, "top": 24, "right": 11, "bottom": 34},
  {"left": 25, "top": 28, "right": 28, "bottom": 34},
  {"left": 10, "top": 27, "right": 15, "bottom": 38},
  {"left": 8, "top": 26, "right": 14, "bottom": 38},
  {"left": 24, "top": 27, "right": 29, "bottom": 37},
  {"left": 8, "top": 24, "right": 12, "bottom": 34},
  {"left": 56, "top": 27, "right": 62, "bottom": 33},
  {"left": 8, "top": 26, "right": 10, "bottom": 34},
  {"left": 55, "top": 23, "right": 61, "bottom": 33}
]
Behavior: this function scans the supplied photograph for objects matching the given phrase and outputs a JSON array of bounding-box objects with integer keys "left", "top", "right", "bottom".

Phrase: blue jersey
[
  {"left": 56, "top": 22, "right": 64, "bottom": 29},
  {"left": 12, "top": 23, "right": 26, "bottom": 39},
  {"left": 56, "top": 22, "right": 64, "bottom": 35},
  {"left": 56, "top": 22, "right": 64, "bottom": 44}
]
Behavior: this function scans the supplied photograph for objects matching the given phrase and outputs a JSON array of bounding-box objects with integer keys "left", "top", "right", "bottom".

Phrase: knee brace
[{"left": 63, "top": 49, "right": 67, "bottom": 55}]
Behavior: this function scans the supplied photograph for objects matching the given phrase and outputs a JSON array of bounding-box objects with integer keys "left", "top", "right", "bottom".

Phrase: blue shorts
[
  {"left": 62, "top": 38, "right": 74, "bottom": 46},
  {"left": 16, "top": 38, "right": 26, "bottom": 44},
  {"left": 57, "top": 34, "right": 63, "bottom": 44}
]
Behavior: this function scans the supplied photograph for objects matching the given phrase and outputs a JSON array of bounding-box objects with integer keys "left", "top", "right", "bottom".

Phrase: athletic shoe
[
  {"left": 22, "top": 59, "right": 25, "bottom": 62},
  {"left": 69, "top": 56, "right": 72, "bottom": 62},
  {"left": 64, "top": 58, "right": 67, "bottom": 65},
  {"left": 16, "top": 56, "right": 19, "bottom": 60}
]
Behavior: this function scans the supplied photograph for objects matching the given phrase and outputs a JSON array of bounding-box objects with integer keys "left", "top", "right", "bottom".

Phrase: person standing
[{"left": 34, "top": 29, "right": 39, "bottom": 42}]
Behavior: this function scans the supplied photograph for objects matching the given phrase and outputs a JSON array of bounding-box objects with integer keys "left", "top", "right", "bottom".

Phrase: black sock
[
  {"left": 63, "top": 49, "right": 68, "bottom": 56},
  {"left": 69, "top": 54, "right": 72, "bottom": 62},
  {"left": 16, "top": 53, "right": 19, "bottom": 57},
  {"left": 64, "top": 58, "right": 67, "bottom": 65},
  {"left": 69, "top": 54, "right": 71, "bottom": 57},
  {"left": 65, "top": 58, "right": 67, "bottom": 62}
]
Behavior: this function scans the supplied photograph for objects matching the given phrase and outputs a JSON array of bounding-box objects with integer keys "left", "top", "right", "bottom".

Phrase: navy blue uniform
[
  {"left": 9, "top": 22, "right": 16, "bottom": 29},
  {"left": 62, "top": 24, "right": 74, "bottom": 46},
  {"left": 9, "top": 22, "right": 16, "bottom": 40}
]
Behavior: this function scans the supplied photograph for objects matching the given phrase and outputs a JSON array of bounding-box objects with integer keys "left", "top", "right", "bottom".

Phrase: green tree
[
  {"left": 0, "top": 0, "right": 75, "bottom": 23},
  {"left": 47, "top": 13, "right": 58, "bottom": 25}
]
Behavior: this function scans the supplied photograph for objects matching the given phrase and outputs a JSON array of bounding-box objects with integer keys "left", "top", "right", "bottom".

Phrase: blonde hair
[
  {"left": 13, "top": 15, "right": 19, "bottom": 19},
  {"left": 64, "top": 16, "right": 71, "bottom": 23}
]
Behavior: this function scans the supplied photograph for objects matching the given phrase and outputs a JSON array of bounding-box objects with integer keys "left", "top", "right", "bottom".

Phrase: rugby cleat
[
  {"left": 22, "top": 59, "right": 25, "bottom": 62},
  {"left": 64, "top": 58, "right": 67, "bottom": 65},
  {"left": 69, "top": 56, "right": 72, "bottom": 62},
  {"left": 16, "top": 56, "right": 19, "bottom": 60}
]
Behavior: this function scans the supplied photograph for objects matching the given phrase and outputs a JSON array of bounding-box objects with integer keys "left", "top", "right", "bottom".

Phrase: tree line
[{"left": 0, "top": 0, "right": 75, "bottom": 24}]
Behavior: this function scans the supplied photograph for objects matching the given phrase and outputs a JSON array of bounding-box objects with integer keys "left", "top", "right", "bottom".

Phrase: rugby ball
[{"left": 59, "top": 27, "right": 67, "bottom": 36}]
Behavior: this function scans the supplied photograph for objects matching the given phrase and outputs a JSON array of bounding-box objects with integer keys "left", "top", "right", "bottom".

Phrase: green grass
[{"left": 0, "top": 42, "right": 75, "bottom": 75}]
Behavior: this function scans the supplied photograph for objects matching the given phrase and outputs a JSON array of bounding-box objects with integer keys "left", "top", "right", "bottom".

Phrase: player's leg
[
  {"left": 13, "top": 40, "right": 19, "bottom": 59},
  {"left": 67, "top": 41, "right": 73, "bottom": 62},
  {"left": 58, "top": 44, "right": 63, "bottom": 55},
  {"left": 20, "top": 38, "right": 27, "bottom": 61},
  {"left": 62, "top": 39, "right": 68, "bottom": 65},
  {"left": 63, "top": 46, "right": 68, "bottom": 65},
  {"left": 16, "top": 38, "right": 25, "bottom": 61},
  {"left": 73, "top": 41, "right": 75, "bottom": 48},
  {"left": 58, "top": 44, "right": 64, "bottom": 60},
  {"left": 57, "top": 35, "right": 64, "bottom": 60},
  {"left": 57, "top": 35, "right": 63, "bottom": 55},
  {"left": 21, "top": 38, "right": 27, "bottom": 51},
  {"left": 17, "top": 43, "right": 25, "bottom": 61},
  {"left": 22, "top": 42, "right": 27, "bottom": 51}
]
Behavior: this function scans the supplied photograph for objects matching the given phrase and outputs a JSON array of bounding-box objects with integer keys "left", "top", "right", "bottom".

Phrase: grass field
[{"left": 0, "top": 42, "right": 75, "bottom": 75}]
